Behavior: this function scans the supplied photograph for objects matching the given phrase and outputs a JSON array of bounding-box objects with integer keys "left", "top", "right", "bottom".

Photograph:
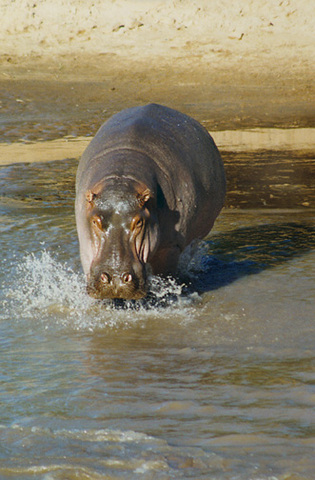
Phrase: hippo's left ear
[
  {"left": 137, "top": 188, "right": 152, "bottom": 207},
  {"left": 86, "top": 190, "right": 97, "bottom": 203},
  {"left": 86, "top": 180, "right": 106, "bottom": 205}
]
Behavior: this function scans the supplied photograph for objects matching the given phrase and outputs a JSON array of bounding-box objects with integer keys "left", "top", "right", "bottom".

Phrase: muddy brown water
[{"left": 0, "top": 92, "right": 314, "bottom": 479}]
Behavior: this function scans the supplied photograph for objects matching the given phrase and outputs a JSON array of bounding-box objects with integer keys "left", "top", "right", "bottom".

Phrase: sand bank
[
  {"left": 1, "top": 128, "right": 314, "bottom": 166},
  {"left": 1, "top": 0, "right": 314, "bottom": 85}
]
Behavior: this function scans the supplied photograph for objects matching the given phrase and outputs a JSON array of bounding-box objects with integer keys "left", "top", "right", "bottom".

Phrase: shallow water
[{"left": 0, "top": 145, "right": 314, "bottom": 479}]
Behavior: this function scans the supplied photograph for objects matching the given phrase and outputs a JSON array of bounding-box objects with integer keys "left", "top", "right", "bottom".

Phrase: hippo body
[{"left": 75, "top": 103, "right": 225, "bottom": 299}]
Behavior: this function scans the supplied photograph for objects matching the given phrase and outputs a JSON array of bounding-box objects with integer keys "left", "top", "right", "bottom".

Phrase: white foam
[{"left": 3, "top": 250, "right": 200, "bottom": 331}]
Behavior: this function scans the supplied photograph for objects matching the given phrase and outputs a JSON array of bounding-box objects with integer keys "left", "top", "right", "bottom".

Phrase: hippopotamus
[{"left": 75, "top": 103, "right": 225, "bottom": 299}]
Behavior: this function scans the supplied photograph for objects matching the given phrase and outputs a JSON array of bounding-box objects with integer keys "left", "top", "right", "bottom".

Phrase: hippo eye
[
  {"left": 91, "top": 215, "right": 103, "bottom": 231},
  {"left": 132, "top": 216, "right": 143, "bottom": 231}
]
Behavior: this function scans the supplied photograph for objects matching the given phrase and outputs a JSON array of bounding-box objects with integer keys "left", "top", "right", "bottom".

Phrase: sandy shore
[
  {"left": 1, "top": 0, "right": 314, "bottom": 76},
  {"left": 1, "top": 0, "right": 314, "bottom": 71},
  {"left": 0, "top": 0, "right": 314, "bottom": 153}
]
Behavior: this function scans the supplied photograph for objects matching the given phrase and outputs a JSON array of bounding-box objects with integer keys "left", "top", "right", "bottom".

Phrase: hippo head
[{"left": 82, "top": 178, "right": 159, "bottom": 300}]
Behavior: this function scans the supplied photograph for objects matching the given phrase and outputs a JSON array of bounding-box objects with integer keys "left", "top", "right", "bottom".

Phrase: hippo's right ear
[{"left": 137, "top": 188, "right": 152, "bottom": 208}]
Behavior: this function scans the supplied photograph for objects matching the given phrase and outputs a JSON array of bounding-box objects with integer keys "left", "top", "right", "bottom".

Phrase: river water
[{"left": 0, "top": 127, "right": 314, "bottom": 478}]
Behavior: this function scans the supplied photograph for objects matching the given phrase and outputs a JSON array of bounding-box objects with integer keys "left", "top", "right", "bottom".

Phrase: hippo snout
[{"left": 87, "top": 267, "right": 147, "bottom": 300}]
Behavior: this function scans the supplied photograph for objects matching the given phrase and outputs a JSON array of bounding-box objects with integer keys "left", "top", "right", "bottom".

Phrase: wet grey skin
[
  {"left": 85, "top": 184, "right": 152, "bottom": 300},
  {"left": 75, "top": 103, "right": 226, "bottom": 300}
]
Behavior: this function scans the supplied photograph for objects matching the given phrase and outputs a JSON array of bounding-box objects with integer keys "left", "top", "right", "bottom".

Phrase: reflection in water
[
  {"left": 185, "top": 222, "right": 315, "bottom": 292},
  {"left": 223, "top": 149, "right": 314, "bottom": 209},
  {"left": 0, "top": 152, "right": 314, "bottom": 479}
]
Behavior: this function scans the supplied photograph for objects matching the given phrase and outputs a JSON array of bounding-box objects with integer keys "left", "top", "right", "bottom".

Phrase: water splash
[{"left": 3, "top": 250, "right": 200, "bottom": 331}]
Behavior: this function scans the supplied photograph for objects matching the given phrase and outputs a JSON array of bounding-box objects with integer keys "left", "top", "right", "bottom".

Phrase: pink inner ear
[{"left": 86, "top": 191, "right": 95, "bottom": 203}]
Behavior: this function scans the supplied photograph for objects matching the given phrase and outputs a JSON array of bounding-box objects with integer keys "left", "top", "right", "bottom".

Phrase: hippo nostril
[
  {"left": 100, "top": 272, "right": 111, "bottom": 284},
  {"left": 122, "top": 272, "right": 133, "bottom": 284}
]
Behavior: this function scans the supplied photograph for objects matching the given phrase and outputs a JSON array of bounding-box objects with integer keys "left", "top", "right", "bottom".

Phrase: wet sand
[
  {"left": 0, "top": 0, "right": 314, "bottom": 152},
  {"left": 1, "top": 56, "right": 314, "bottom": 144}
]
